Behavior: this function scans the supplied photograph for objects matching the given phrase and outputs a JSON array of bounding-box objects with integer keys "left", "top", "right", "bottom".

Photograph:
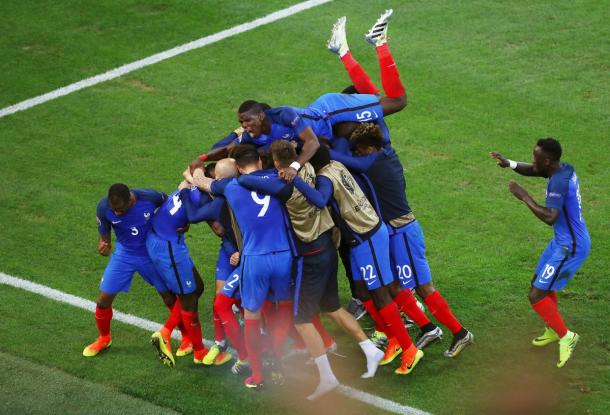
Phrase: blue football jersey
[
  {"left": 96, "top": 189, "right": 166, "bottom": 256},
  {"left": 263, "top": 106, "right": 332, "bottom": 143},
  {"left": 151, "top": 187, "right": 205, "bottom": 241},
  {"left": 545, "top": 163, "right": 591, "bottom": 252},
  {"left": 212, "top": 170, "right": 295, "bottom": 256}
]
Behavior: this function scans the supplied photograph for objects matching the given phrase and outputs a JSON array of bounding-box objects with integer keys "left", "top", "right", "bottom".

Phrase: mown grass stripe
[
  {"left": 0, "top": 0, "right": 333, "bottom": 119},
  {"left": 0, "top": 271, "right": 431, "bottom": 415}
]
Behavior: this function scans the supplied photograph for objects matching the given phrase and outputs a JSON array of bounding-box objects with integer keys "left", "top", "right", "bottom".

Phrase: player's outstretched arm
[
  {"left": 508, "top": 181, "right": 560, "bottom": 225},
  {"left": 489, "top": 151, "right": 538, "bottom": 176},
  {"left": 237, "top": 175, "right": 293, "bottom": 203},
  {"left": 188, "top": 168, "right": 214, "bottom": 193},
  {"left": 279, "top": 126, "right": 320, "bottom": 183}
]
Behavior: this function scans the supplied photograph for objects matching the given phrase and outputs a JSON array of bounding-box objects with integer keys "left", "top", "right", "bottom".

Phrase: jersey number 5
[{"left": 251, "top": 192, "right": 270, "bottom": 217}]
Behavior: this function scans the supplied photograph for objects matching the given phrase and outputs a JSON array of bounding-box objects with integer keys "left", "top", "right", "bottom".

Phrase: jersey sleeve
[
  {"left": 221, "top": 237, "right": 238, "bottom": 255},
  {"left": 293, "top": 176, "right": 333, "bottom": 208},
  {"left": 546, "top": 173, "right": 569, "bottom": 209},
  {"left": 329, "top": 150, "right": 380, "bottom": 173},
  {"left": 210, "top": 178, "right": 232, "bottom": 195},
  {"left": 180, "top": 189, "right": 223, "bottom": 223},
  {"left": 211, "top": 131, "right": 238, "bottom": 150},
  {"left": 96, "top": 199, "right": 111, "bottom": 236},
  {"left": 331, "top": 137, "right": 352, "bottom": 155},
  {"left": 134, "top": 189, "right": 167, "bottom": 207},
  {"left": 237, "top": 175, "right": 293, "bottom": 203},
  {"left": 271, "top": 107, "right": 309, "bottom": 135}
]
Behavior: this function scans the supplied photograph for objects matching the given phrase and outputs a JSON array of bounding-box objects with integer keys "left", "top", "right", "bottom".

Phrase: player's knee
[
  {"left": 416, "top": 283, "right": 435, "bottom": 299},
  {"left": 96, "top": 292, "right": 115, "bottom": 308}
]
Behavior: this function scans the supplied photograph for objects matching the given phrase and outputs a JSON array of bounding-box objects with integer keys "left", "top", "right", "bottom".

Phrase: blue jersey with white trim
[
  {"left": 545, "top": 163, "right": 590, "bottom": 252},
  {"left": 96, "top": 189, "right": 166, "bottom": 256},
  {"left": 261, "top": 106, "right": 331, "bottom": 144},
  {"left": 151, "top": 187, "right": 208, "bottom": 241},
  {"left": 212, "top": 170, "right": 294, "bottom": 256}
]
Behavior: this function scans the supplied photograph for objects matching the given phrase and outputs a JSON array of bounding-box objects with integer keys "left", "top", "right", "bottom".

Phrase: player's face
[
  {"left": 239, "top": 111, "right": 263, "bottom": 138},
  {"left": 110, "top": 195, "right": 134, "bottom": 215},
  {"left": 532, "top": 146, "right": 551, "bottom": 177}
]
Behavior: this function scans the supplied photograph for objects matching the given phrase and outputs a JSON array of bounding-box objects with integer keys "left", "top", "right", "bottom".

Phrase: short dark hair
[
  {"left": 342, "top": 85, "right": 358, "bottom": 94},
  {"left": 108, "top": 183, "right": 130, "bottom": 205},
  {"left": 238, "top": 100, "right": 265, "bottom": 114},
  {"left": 536, "top": 137, "right": 562, "bottom": 161},
  {"left": 309, "top": 145, "right": 331, "bottom": 172},
  {"left": 205, "top": 162, "right": 216, "bottom": 179},
  {"left": 271, "top": 140, "right": 297, "bottom": 167},
  {"left": 231, "top": 144, "right": 260, "bottom": 168}
]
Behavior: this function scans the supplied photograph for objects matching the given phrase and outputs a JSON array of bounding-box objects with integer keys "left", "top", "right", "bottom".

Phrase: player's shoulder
[
  {"left": 97, "top": 197, "right": 110, "bottom": 212},
  {"left": 551, "top": 164, "right": 575, "bottom": 183},
  {"left": 133, "top": 188, "right": 166, "bottom": 203}
]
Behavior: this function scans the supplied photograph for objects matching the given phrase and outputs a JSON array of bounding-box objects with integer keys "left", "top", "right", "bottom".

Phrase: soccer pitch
[{"left": 0, "top": 1, "right": 608, "bottom": 414}]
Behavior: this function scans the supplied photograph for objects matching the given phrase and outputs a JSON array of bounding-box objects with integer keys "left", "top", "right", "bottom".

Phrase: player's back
[
  {"left": 223, "top": 171, "right": 294, "bottom": 255},
  {"left": 265, "top": 106, "right": 331, "bottom": 142},
  {"left": 548, "top": 163, "right": 590, "bottom": 251},
  {"left": 362, "top": 147, "right": 412, "bottom": 224},
  {"left": 152, "top": 187, "right": 204, "bottom": 241}
]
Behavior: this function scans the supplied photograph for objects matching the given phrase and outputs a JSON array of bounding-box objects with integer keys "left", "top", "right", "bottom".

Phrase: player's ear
[{"left": 258, "top": 111, "right": 265, "bottom": 122}]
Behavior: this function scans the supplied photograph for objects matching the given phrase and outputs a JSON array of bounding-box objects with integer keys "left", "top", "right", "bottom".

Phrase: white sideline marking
[
  {"left": 0, "top": 0, "right": 333, "bottom": 119},
  {"left": 0, "top": 272, "right": 431, "bottom": 415}
]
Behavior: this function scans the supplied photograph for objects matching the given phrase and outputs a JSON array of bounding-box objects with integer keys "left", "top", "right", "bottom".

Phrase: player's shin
[
  {"left": 376, "top": 43, "right": 405, "bottom": 99},
  {"left": 531, "top": 296, "right": 568, "bottom": 338},
  {"left": 379, "top": 302, "right": 416, "bottom": 356},
  {"left": 181, "top": 310, "right": 208, "bottom": 360},
  {"left": 244, "top": 319, "right": 264, "bottom": 384},
  {"left": 394, "top": 289, "right": 431, "bottom": 328},
  {"left": 95, "top": 306, "right": 113, "bottom": 338},
  {"left": 340, "top": 52, "right": 380, "bottom": 95},
  {"left": 215, "top": 295, "right": 248, "bottom": 360},
  {"left": 424, "top": 291, "right": 463, "bottom": 334}
]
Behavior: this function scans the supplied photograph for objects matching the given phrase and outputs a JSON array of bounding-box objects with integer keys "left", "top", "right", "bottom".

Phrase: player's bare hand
[
  {"left": 508, "top": 180, "right": 528, "bottom": 200},
  {"left": 98, "top": 239, "right": 111, "bottom": 256},
  {"left": 178, "top": 180, "right": 190, "bottom": 190},
  {"left": 189, "top": 159, "right": 204, "bottom": 174},
  {"left": 489, "top": 151, "right": 509, "bottom": 168},
  {"left": 279, "top": 166, "right": 298, "bottom": 183},
  {"left": 229, "top": 251, "right": 240, "bottom": 266},
  {"left": 183, "top": 167, "right": 194, "bottom": 183},
  {"left": 177, "top": 223, "right": 190, "bottom": 234}
]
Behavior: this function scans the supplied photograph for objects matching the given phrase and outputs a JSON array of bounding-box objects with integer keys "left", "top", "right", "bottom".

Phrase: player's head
[
  {"left": 205, "top": 162, "right": 217, "bottom": 179},
  {"left": 231, "top": 144, "right": 262, "bottom": 174},
  {"left": 270, "top": 140, "right": 297, "bottom": 169},
  {"left": 350, "top": 123, "right": 383, "bottom": 155},
  {"left": 238, "top": 100, "right": 267, "bottom": 139},
  {"left": 214, "top": 158, "right": 238, "bottom": 179},
  {"left": 533, "top": 137, "right": 562, "bottom": 177},
  {"left": 309, "top": 144, "right": 331, "bottom": 173},
  {"left": 108, "top": 183, "right": 134, "bottom": 215}
]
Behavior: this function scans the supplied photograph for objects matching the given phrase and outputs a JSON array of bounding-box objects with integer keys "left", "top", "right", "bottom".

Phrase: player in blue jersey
[
  {"left": 491, "top": 138, "right": 591, "bottom": 367},
  {"left": 293, "top": 145, "right": 424, "bottom": 375},
  {"left": 203, "top": 159, "right": 250, "bottom": 370},
  {"left": 146, "top": 179, "right": 229, "bottom": 367},
  {"left": 84, "top": 184, "right": 176, "bottom": 357},
  {"left": 237, "top": 140, "right": 385, "bottom": 399},
  {"left": 188, "top": 145, "right": 295, "bottom": 389},
  {"left": 329, "top": 124, "right": 474, "bottom": 359}
]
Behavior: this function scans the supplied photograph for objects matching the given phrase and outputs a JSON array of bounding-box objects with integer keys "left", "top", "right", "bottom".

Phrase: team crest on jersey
[{"left": 340, "top": 170, "right": 355, "bottom": 194}]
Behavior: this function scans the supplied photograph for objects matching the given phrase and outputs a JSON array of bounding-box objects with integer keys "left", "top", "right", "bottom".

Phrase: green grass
[{"left": 0, "top": 0, "right": 609, "bottom": 414}]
